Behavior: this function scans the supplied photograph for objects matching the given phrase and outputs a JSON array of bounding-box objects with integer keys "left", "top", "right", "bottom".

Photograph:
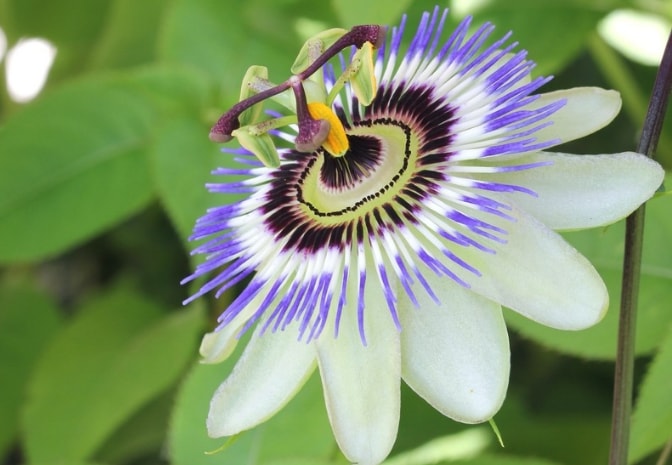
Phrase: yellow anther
[{"left": 307, "top": 102, "right": 350, "bottom": 157}]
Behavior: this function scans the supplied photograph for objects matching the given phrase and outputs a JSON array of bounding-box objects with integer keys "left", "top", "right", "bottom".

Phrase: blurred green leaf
[
  {"left": 256, "top": 372, "right": 334, "bottom": 463},
  {"left": 463, "top": 2, "right": 606, "bottom": 75},
  {"left": 506, "top": 194, "right": 672, "bottom": 360},
  {"left": 0, "top": 66, "right": 210, "bottom": 263},
  {"left": 22, "top": 284, "right": 203, "bottom": 463},
  {"left": 29, "top": 463, "right": 107, "bottom": 465},
  {"left": 435, "top": 454, "right": 564, "bottom": 465},
  {"left": 0, "top": 0, "right": 112, "bottom": 46},
  {"left": 629, "top": 324, "right": 672, "bottom": 463},
  {"left": 150, "top": 116, "right": 233, "bottom": 243},
  {"left": 394, "top": 382, "right": 471, "bottom": 453},
  {"left": 260, "top": 460, "right": 336, "bottom": 465},
  {"left": 0, "top": 283, "right": 62, "bottom": 458},
  {"left": 87, "top": 0, "right": 168, "bottom": 70},
  {"left": 169, "top": 358, "right": 335, "bottom": 465},
  {"left": 495, "top": 394, "right": 610, "bottom": 465},
  {"left": 332, "top": 0, "right": 412, "bottom": 26},
  {"left": 159, "top": 0, "right": 300, "bottom": 100}
]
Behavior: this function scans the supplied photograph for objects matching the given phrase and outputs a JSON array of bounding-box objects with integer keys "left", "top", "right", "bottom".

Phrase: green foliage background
[{"left": 0, "top": 0, "right": 671, "bottom": 464}]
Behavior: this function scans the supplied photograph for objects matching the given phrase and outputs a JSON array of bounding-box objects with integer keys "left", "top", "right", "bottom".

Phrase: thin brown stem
[{"left": 608, "top": 30, "right": 672, "bottom": 465}]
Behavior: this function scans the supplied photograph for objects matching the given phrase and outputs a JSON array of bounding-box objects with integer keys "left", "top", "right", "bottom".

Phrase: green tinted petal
[
  {"left": 207, "top": 327, "right": 317, "bottom": 437},
  {"left": 349, "top": 41, "right": 378, "bottom": 106},
  {"left": 232, "top": 128, "right": 280, "bottom": 168}
]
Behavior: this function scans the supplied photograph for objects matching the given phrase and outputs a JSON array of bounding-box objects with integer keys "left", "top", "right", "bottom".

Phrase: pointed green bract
[
  {"left": 349, "top": 41, "right": 378, "bottom": 106},
  {"left": 238, "top": 66, "right": 269, "bottom": 127},
  {"left": 232, "top": 128, "right": 281, "bottom": 168}
]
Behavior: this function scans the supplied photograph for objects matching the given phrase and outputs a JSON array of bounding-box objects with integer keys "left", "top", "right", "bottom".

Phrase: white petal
[
  {"left": 200, "top": 326, "right": 243, "bottom": 364},
  {"left": 316, "top": 281, "right": 401, "bottom": 465},
  {"left": 399, "top": 275, "right": 509, "bottom": 423},
  {"left": 200, "top": 282, "right": 277, "bottom": 364},
  {"left": 207, "top": 326, "right": 316, "bottom": 437},
  {"left": 531, "top": 87, "right": 622, "bottom": 145},
  {"left": 467, "top": 206, "right": 609, "bottom": 330},
  {"left": 493, "top": 151, "right": 664, "bottom": 230}
]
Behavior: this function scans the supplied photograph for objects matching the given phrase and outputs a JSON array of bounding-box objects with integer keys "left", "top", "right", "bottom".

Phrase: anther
[
  {"left": 291, "top": 77, "right": 331, "bottom": 153},
  {"left": 307, "top": 102, "right": 349, "bottom": 156}
]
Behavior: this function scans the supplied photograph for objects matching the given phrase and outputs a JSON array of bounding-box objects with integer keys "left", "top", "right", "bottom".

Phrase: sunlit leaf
[
  {"left": 0, "top": 67, "right": 210, "bottom": 263},
  {"left": 22, "top": 284, "right": 203, "bottom": 463},
  {"left": 0, "top": 283, "right": 61, "bottom": 457},
  {"left": 168, "top": 359, "right": 245, "bottom": 465},
  {"left": 629, "top": 325, "right": 672, "bottom": 463},
  {"left": 383, "top": 428, "right": 491, "bottom": 465},
  {"left": 435, "top": 454, "right": 564, "bottom": 465}
]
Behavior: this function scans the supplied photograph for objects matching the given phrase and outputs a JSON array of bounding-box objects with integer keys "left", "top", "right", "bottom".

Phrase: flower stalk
[{"left": 609, "top": 29, "right": 672, "bottom": 465}]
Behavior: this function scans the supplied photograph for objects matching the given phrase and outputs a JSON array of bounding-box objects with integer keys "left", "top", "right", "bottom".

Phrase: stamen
[
  {"left": 209, "top": 80, "right": 291, "bottom": 142},
  {"left": 291, "top": 78, "right": 331, "bottom": 152},
  {"left": 307, "top": 102, "right": 350, "bottom": 156},
  {"left": 208, "top": 24, "right": 385, "bottom": 145}
]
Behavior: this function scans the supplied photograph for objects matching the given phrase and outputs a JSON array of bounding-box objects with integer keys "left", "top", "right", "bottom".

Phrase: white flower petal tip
[
  {"left": 199, "top": 329, "right": 239, "bottom": 364},
  {"left": 467, "top": 207, "right": 609, "bottom": 331},
  {"left": 399, "top": 275, "right": 510, "bottom": 424},
  {"left": 317, "top": 295, "right": 401, "bottom": 465},
  {"left": 533, "top": 87, "right": 622, "bottom": 146},
  {"left": 493, "top": 151, "right": 665, "bottom": 231},
  {"left": 206, "top": 328, "right": 316, "bottom": 437}
]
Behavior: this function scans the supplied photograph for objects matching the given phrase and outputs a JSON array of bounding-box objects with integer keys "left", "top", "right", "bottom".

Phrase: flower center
[
  {"left": 260, "top": 83, "right": 457, "bottom": 253},
  {"left": 297, "top": 120, "right": 416, "bottom": 224}
]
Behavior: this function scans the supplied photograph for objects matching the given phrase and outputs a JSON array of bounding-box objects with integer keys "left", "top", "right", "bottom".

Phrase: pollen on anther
[{"left": 307, "top": 102, "right": 350, "bottom": 156}]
